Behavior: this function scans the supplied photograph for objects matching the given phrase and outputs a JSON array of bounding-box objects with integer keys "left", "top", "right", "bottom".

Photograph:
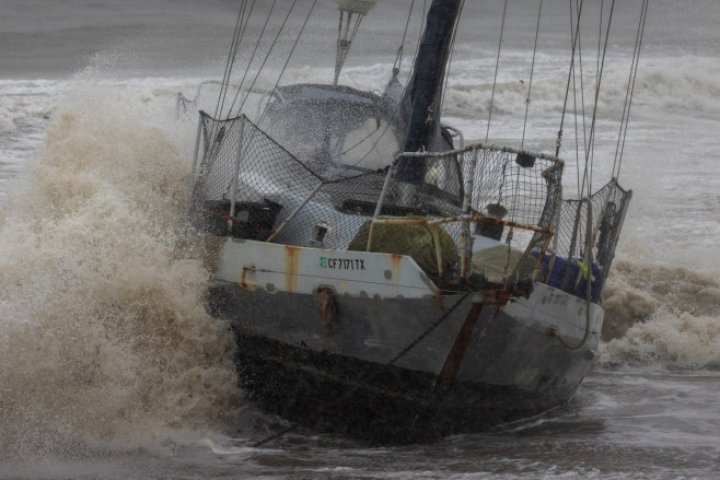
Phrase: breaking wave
[
  {"left": 0, "top": 76, "right": 241, "bottom": 458},
  {"left": 441, "top": 54, "right": 720, "bottom": 120},
  {"left": 197, "top": 53, "right": 720, "bottom": 126},
  {"left": 600, "top": 260, "right": 720, "bottom": 370}
]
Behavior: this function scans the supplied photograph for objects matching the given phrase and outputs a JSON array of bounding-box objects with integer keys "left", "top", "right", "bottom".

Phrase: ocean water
[{"left": 1, "top": 0, "right": 719, "bottom": 478}]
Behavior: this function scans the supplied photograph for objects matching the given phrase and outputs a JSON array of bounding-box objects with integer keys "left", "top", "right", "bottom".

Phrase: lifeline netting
[
  {"left": 540, "top": 180, "right": 632, "bottom": 301},
  {"left": 190, "top": 112, "right": 575, "bottom": 287}
]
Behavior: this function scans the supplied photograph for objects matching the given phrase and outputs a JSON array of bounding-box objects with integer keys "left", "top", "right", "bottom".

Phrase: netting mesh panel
[
  {"left": 191, "top": 113, "right": 391, "bottom": 249},
  {"left": 192, "top": 115, "right": 246, "bottom": 204},
  {"left": 466, "top": 149, "right": 562, "bottom": 281},
  {"left": 464, "top": 149, "right": 562, "bottom": 229},
  {"left": 542, "top": 180, "right": 632, "bottom": 300},
  {"left": 190, "top": 114, "right": 564, "bottom": 285}
]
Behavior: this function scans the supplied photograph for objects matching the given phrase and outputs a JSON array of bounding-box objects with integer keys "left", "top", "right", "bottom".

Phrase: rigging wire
[
  {"left": 275, "top": 0, "right": 423, "bottom": 169},
  {"left": 575, "top": 0, "right": 590, "bottom": 198},
  {"left": 613, "top": 0, "right": 649, "bottom": 180},
  {"left": 570, "top": 0, "right": 584, "bottom": 198},
  {"left": 234, "top": 0, "right": 387, "bottom": 173},
  {"left": 555, "top": 0, "right": 585, "bottom": 199},
  {"left": 327, "top": 0, "right": 420, "bottom": 165},
  {"left": 504, "top": 0, "right": 544, "bottom": 276},
  {"left": 418, "top": 0, "right": 428, "bottom": 53},
  {"left": 334, "top": 8, "right": 366, "bottom": 85},
  {"left": 222, "top": 0, "right": 276, "bottom": 119},
  {"left": 596, "top": 0, "right": 604, "bottom": 95},
  {"left": 580, "top": 0, "right": 616, "bottom": 199},
  {"left": 555, "top": 0, "right": 595, "bottom": 349},
  {"left": 588, "top": 0, "right": 607, "bottom": 197},
  {"left": 556, "top": 0, "right": 584, "bottom": 156},
  {"left": 232, "top": 0, "right": 299, "bottom": 118},
  {"left": 221, "top": 0, "right": 319, "bottom": 181},
  {"left": 439, "top": 0, "right": 466, "bottom": 116},
  {"left": 340, "top": 0, "right": 431, "bottom": 167},
  {"left": 488, "top": 0, "right": 510, "bottom": 242},
  {"left": 214, "top": 0, "right": 423, "bottom": 170},
  {"left": 509, "top": 0, "right": 545, "bottom": 236},
  {"left": 555, "top": 0, "right": 617, "bottom": 353},
  {"left": 226, "top": 0, "right": 274, "bottom": 117},
  {"left": 485, "top": 0, "right": 510, "bottom": 144},
  {"left": 553, "top": 0, "right": 645, "bottom": 352},
  {"left": 393, "top": 0, "right": 417, "bottom": 74},
  {"left": 520, "top": 0, "right": 545, "bottom": 149},
  {"left": 235, "top": 0, "right": 300, "bottom": 116},
  {"left": 255, "top": 0, "right": 319, "bottom": 127},
  {"left": 337, "top": 0, "right": 459, "bottom": 169},
  {"left": 215, "top": 0, "right": 248, "bottom": 119}
]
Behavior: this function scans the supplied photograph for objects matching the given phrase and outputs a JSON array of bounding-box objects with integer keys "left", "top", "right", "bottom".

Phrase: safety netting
[
  {"left": 189, "top": 112, "right": 566, "bottom": 288},
  {"left": 538, "top": 180, "right": 632, "bottom": 302}
]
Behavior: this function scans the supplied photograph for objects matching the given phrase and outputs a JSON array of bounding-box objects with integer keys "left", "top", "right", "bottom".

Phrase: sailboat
[{"left": 187, "top": 0, "right": 647, "bottom": 442}]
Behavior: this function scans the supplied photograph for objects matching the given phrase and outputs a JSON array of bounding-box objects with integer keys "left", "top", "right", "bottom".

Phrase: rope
[
  {"left": 485, "top": 0, "right": 509, "bottom": 144},
  {"left": 252, "top": 290, "right": 473, "bottom": 447},
  {"left": 612, "top": 0, "right": 649, "bottom": 180}
]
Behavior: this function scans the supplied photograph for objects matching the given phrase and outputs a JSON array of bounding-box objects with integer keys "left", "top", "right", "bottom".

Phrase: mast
[{"left": 397, "top": 0, "right": 463, "bottom": 185}]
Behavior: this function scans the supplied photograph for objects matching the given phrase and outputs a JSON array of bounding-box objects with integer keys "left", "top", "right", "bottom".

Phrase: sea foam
[
  {"left": 601, "top": 260, "right": 720, "bottom": 370},
  {"left": 0, "top": 76, "right": 241, "bottom": 458}
]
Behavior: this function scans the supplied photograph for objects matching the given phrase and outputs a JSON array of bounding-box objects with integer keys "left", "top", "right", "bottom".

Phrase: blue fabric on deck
[{"left": 536, "top": 254, "right": 602, "bottom": 303}]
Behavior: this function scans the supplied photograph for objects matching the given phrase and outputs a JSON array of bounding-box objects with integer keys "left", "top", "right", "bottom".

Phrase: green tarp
[{"left": 349, "top": 219, "right": 457, "bottom": 277}]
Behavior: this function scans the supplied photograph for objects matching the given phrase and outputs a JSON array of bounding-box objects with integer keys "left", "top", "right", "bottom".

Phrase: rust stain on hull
[
  {"left": 285, "top": 245, "right": 300, "bottom": 293},
  {"left": 390, "top": 254, "right": 402, "bottom": 286},
  {"left": 436, "top": 302, "right": 484, "bottom": 387},
  {"left": 240, "top": 265, "right": 256, "bottom": 289}
]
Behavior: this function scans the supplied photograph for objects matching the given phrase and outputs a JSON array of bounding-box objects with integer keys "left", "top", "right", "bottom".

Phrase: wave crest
[{"left": 600, "top": 260, "right": 720, "bottom": 370}]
